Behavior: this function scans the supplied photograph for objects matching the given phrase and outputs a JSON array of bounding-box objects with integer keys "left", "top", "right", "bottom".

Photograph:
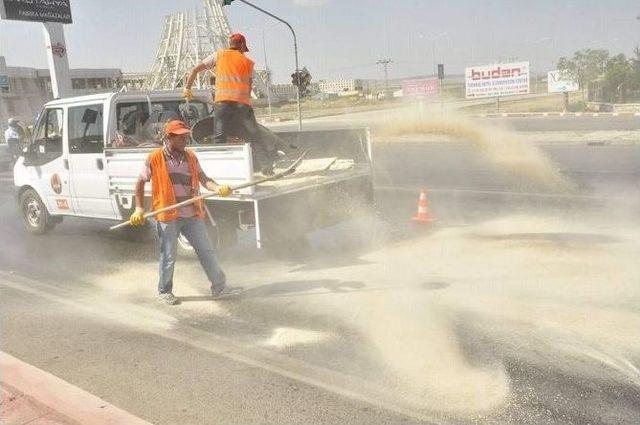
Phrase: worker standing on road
[
  {"left": 130, "top": 120, "right": 242, "bottom": 305},
  {"left": 183, "top": 33, "right": 278, "bottom": 175},
  {"left": 5, "top": 118, "right": 25, "bottom": 161}
]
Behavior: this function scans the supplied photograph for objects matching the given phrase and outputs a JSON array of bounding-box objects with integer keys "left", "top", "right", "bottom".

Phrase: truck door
[
  {"left": 67, "top": 103, "right": 115, "bottom": 218},
  {"left": 26, "top": 107, "right": 75, "bottom": 215}
]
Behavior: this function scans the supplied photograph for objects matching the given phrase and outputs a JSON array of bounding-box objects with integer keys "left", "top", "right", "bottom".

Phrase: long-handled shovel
[{"left": 109, "top": 148, "right": 309, "bottom": 231}]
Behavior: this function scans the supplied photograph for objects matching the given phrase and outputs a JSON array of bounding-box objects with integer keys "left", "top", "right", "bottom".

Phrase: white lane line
[
  {"left": 0, "top": 272, "right": 445, "bottom": 425},
  {"left": 1, "top": 351, "right": 154, "bottom": 425},
  {"left": 375, "top": 185, "right": 611, "bottom": 200}
]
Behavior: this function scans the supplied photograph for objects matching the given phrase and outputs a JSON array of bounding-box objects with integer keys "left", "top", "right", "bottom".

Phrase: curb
[
  {"left": 478, "top": 112, "right": 640, "bottom": 118},
  {"left": 1, "top": 351, "right": 154, "bottom": 425}
]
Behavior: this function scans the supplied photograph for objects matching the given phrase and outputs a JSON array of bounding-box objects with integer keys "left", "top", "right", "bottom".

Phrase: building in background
[
  {"left": 0, "top": 55, "right": 121, "bottom": 136},
  {"left": 318, "top": 78, "right": 363, "bottom": 94},
  {"left": 121, "top": 72, "right": 149, "bottom": 91}
]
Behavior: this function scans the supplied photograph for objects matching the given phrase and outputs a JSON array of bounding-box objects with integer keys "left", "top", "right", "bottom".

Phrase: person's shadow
[
  {"left": 245, "top": 279, "right": 366, "bottom": 298},
  {"left": 178, "top": 279, "right": 366, "bottom": 303}
]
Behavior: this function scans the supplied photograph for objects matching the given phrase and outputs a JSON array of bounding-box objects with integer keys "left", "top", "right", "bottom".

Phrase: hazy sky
[{"left": 0, "top": 0, "right": 638, "bottom": 83}]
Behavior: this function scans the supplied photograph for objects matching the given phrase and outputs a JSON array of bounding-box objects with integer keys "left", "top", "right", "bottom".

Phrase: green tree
[
  {"left": 603, "top": 54, "right": 632, "bottom": 102},
  {"left": 558, "top": 48, "right": 609, "bottom": 99}
]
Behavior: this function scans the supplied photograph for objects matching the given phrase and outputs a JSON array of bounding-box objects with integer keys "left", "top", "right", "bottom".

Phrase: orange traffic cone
[{"left": 412, "top": 188, "right": 436, "bottom": 224}]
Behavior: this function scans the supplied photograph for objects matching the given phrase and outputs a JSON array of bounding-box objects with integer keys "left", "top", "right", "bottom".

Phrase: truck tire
[{"left": 19, "top": 189, "right": 51, "bottom": 234}]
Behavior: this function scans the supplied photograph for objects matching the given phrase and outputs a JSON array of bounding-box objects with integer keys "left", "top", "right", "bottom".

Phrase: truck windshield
[{"left": 110, "top": 100, "right": 209, "bottom": 148}]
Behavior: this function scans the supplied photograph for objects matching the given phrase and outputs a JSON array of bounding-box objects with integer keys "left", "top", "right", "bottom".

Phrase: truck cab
[{"left": 14, "top": 90, "right": 211, "bottom": 229}]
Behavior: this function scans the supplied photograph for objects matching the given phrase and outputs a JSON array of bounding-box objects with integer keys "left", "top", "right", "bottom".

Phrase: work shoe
[
  {"left": 211, "top": 286, "right": 244, "bottom": 300},
  {"left": 158, "top": 293, "right": 180, "bottom": 305}
]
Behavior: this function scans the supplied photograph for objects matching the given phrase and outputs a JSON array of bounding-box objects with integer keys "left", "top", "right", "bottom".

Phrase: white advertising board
[
  {"left": 547, "top": 70, "right": 579, "bottom": 93},
  {"left": 465, "top": 61, "right": 530, "bottom": 99}
]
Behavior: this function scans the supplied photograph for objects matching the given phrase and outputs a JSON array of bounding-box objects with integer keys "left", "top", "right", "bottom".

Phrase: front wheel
[{"left": 19, "top": 189, "right": 51, "bottom": 234}]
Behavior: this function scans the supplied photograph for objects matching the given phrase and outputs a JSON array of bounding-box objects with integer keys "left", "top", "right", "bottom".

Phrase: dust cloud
[
  {"left": 377, "top": 107, "right": 574, "bottom": 191},
  {"left": 291, "top": 210, "right": 640, "bottom": 418}
]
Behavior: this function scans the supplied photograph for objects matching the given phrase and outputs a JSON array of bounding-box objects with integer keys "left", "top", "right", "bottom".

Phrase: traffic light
[{"left": 222, "top": 0, "right": 235, "bottom": 5}]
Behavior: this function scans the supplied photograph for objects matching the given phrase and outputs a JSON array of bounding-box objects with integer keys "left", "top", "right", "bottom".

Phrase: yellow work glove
[
  {"left": 206, "top": 181, "right": 232, "bottom": 197},
  {"left": 217, "top": 185, "right": 232, "bottom": 197},
  {"left": 130, "top": 207, "right": 146, "bottom": 226},
  {"left": 183, "top": 88, "right": 193, "bottom": 99}
]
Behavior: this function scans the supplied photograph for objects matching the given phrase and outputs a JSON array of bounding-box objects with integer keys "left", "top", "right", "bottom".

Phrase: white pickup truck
[{"left": 12, "top": 90, "right": 374, "bottom": 249}]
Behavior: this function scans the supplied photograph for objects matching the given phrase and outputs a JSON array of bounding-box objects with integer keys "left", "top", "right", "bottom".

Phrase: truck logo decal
[
  {"left": 51, "top": 173, "right": 62, "bottom": 194},
  {"left": 55, "top": 199, "right": 69, "bottom": 210}
]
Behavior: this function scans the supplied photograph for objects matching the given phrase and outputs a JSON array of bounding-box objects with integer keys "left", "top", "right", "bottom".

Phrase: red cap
[
  {"left": 230, "top": 33, "right": 249, "bottom": 52},
  {"left": 164, "top": 120, "right": 191, "bottom": 136}
]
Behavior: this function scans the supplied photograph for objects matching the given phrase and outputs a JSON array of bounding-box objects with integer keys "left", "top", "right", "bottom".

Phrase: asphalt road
[
  {"left": 267, "top": 107, "right": 640, "bottom": 132},
  {"left": 1, "top": 130, "right": 639, "bottom": 424}
]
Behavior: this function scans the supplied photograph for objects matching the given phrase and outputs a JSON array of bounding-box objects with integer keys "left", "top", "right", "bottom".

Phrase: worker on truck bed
[
  {"left": 183, "top": 33, "right": 278, "bottom": 175},
  {"left": 130, "top": 120, "right": 242, "bottom": 305}
]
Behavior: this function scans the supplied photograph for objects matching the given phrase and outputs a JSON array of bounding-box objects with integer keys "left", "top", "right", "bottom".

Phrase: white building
[
  {"left": 270, "top": 84, "right": 298, "bottom": 101},
  {"left": 0, "top": 56, "right": 121, "bottom": 133},
  {"left": 318, "top": 78, "right": 363, "bottom": 94}
]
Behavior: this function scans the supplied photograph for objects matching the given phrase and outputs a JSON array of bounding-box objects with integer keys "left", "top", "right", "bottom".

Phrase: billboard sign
[
  {"left": 547, "top": 70, "right": 579, "bottom": 93},
  {"left": 0, "top": 0, "right": 72, "bottom": 24},
  {"left": 465, "top": 61, "right": 530, "bottom": 99},
  {"left": 402, "top": 78, "right": 439, "bottom": 98}
]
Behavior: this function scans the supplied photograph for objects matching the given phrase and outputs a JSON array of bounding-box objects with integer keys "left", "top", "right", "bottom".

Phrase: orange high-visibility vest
[
  {"left": 148, "top": 148, "right": 205, "bottom": 222},
  {"left": 214, "top": 49, "right": 254, "bottom": 105}
]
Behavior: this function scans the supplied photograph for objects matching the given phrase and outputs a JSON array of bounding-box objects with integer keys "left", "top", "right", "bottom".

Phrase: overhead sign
[
  {"left": 465, "top": 61, "right": 530, "bottom": 99},
  {"left": 547, "top": 70, "right": 579, "bottom": 93},
  {"left": 402, "top": 78, "right": 438, "bottom": 98},
  {"left": 0, "top": 0, "right": 72, "bottom": 24}
]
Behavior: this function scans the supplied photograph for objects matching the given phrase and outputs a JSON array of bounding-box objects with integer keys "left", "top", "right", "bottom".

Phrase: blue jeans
[{"left": 156, "top": 217, "right": 226, "bottom": 295}]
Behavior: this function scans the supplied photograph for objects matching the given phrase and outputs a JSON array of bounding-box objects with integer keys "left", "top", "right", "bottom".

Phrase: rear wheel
[{"left": 20, "top": 189, "right": 50, "bottom": 234}]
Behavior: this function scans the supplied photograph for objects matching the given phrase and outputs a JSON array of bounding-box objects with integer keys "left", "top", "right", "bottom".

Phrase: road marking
[
  {"left": 1, "top": 351, "right": 154, "bottom": 425},
  {"left": 0, "top": 272, "right": 445, "bottom": 424},
  {"left": 375, "top": 185, "right": 631, "bottom": 201}
]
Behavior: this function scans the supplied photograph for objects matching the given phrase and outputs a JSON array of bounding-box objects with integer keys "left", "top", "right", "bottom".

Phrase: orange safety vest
[
  {"left": 214, "top": 49, "right": 254, "bottom": 105},
  {"left": 148, "top": 148, "right": 205, "bottom": 222}
]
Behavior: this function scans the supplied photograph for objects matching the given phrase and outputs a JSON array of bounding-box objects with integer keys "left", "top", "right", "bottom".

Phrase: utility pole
[
  {"left": 261, "top": 29, "right": 273, "bottom": 121},
  {"left": 376, "top": 58, "right": 392, "bottom": 99}
]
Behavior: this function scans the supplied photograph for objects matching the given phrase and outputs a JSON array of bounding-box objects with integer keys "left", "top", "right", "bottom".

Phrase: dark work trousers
[{"left": 213, "top": 101, "right": 275, "bottom": 171}]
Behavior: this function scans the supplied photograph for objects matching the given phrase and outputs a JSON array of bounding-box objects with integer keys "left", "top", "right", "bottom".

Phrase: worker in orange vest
[
  {"left": 184, "top": 33, "right": 277, "bottom": 175},
  {"left": 130, "top": 120, "right": 242, "bottom": 305}
]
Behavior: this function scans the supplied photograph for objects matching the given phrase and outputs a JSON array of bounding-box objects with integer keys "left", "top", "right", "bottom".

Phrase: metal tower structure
[{"left": 144, "top": 0, "right": 270, "bottom": 97}]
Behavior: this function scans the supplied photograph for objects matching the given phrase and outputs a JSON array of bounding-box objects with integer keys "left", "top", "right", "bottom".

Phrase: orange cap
[
  {"left": 164, "top": 120, "right": 191, "bottom": 136},
  {"left": 230, "top": 33, "right": 249, "bottom": 52}
]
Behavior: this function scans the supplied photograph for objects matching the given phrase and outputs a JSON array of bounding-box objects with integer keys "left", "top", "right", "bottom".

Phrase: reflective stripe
[
  {"left": 215, "top": 88, "right": 251, "bottom": 96},
  {"left": 216, "top": 75, "right": 252, "bottom": 84}
]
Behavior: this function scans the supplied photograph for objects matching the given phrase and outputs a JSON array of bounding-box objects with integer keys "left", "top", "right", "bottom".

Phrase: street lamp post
[
  {"left": 376, "top": 58, "right": 392, "bottom": 99},
  {"left": 225, "top": 0, "right": 302, "bottom": 130},
  {"left": 418, "top": 32, "right": 447, "bottom": 76}
]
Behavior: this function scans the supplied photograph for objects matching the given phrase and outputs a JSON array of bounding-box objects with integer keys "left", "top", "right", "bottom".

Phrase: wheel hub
[{"left": 25, "top": 199, "right": 42, "bottom": 227}]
